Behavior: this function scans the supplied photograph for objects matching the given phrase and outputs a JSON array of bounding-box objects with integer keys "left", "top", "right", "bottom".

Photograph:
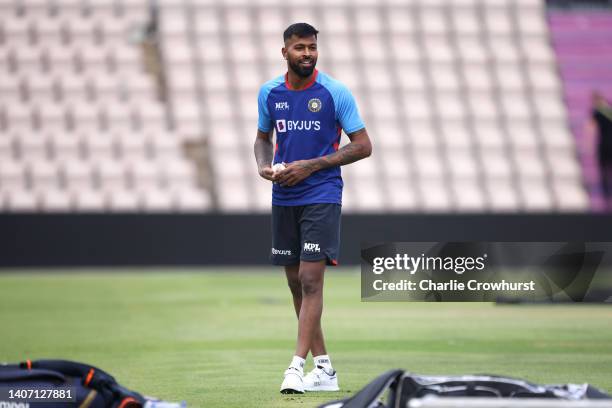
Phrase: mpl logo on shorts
[{"left": 303, "top": 242, "right": 321, "bottom": 253}]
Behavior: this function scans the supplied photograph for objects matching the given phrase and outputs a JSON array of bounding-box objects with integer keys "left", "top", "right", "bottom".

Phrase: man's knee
[{"left": 299, "top": 271, "right": 323, "bottom": 296}]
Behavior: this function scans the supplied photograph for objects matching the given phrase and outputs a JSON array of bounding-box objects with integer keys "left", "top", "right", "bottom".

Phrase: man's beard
[{"left": 288, "top": 59, "right": 317, "bottom": 78}]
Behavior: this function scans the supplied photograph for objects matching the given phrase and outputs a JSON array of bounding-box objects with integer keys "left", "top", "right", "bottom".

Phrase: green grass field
[{"left": 0, "top": 268, "right": 611, "bottom": 408}]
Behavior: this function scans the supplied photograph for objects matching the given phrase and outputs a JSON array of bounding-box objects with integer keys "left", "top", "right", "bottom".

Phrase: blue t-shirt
[{"left": 258, "top": 70, "right": 365, "bottom": 206}]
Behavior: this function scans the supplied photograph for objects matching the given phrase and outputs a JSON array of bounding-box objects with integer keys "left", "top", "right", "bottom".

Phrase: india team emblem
[{"left": 308, "top": 98, "right": 322, "bottom": 113}]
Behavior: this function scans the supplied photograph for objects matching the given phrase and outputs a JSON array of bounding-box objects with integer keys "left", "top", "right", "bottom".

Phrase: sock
[
  {"left": 289, "top": 355, "right": 305, "bottom": 372},
  {"left": 314, "top": 354, "right": 333, "bottom": 371}
]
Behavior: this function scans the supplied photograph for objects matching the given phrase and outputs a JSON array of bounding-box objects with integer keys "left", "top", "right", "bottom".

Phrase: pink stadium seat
[
  {"left": 363, "top": 64, "right": 391, "bottom": 89},
  {"left": 69, "top": 104, "right": 102, "bottom": 132},
  {"left": 256, "top": 8, "right": 285, "bottom": 34},
  {"left": 108, "top": 189, "right": 140, "bottom": 211},
  {"left": 369, "top": 91, "right": 397, "bottom": 120},
  {"left": 58, "top": 75, "right": 89, "bottom": 101},
  {"left": 28, "top": 160, "right": 60, "bottom": 189},
  {"left": 0, "top": 160, "right": 26, "bottom": 190},
  {"left": 118, "top": 132, "right": 148, "bottom": 158},
  {"left": 85, "top": 134, "right": 116, "bottom": 159},
  {"left": 486, "top": 180, "right": 519, "bottom": 211},
  {"left": 0, "top": 136, "right": 14, "bottom": 160},
  {"left": 380, "top": 150, "right": 410, "bottom": 179},
  {"left": 419, "top": 180, "right": 451, "bottom": 212},
  {"left": 62, "top": 159, "right": 94, "bottom": 190},
  {"left": 174, "top": 187, "right": 211, "bottom": 211},
  {"left": 515, "top": 151, "right": 547, "bottom": 180},
  {"left": 216, "top": 177, "right": 250, "bottom": 212},
  {"left": 25, "top": 75, "right": 58, "bottom": 101},
  {"left": 415, "top": 149, "right": 445, "bottom": 179},
  {"left": 441, "top": 122, "right": 472, "bottom": 149},
  {"left": 33, "top": 17, "right": 64, "bottom": 44},
  {"left": 103, "top": 103, "right": 135, "bottom": 131},
  {"left": 44, "top": 44, "right": 78, "bottom": 73},
  {"left": 194, "top": 8, "right": 220, "bottom": 35},
  {"left": 149, "top": 134, "right": 180, "bottom": 160},
  {"left": 3, "top": 18, "right": 32, "bottom": 45},
  {"left": 73, "top": 188, "right": 106, "bottom": 211},
  {"left": 386, "top": 178, "right": 418, "bottom": 211},
  {"left": 162, "top": 160, "right": 195, "bottom": 188},
  {"left": 40, "top": 189, "right": 72, "bottom": 211},
  {"left": 453, "top": 181, "right": 486, "bottom": 211},
  {"left": 553, "top": 180, "right": 589, "bottom": 211},
  {"left": 13, "top": 45, "right": 44, "bottom": 73},
  {"left": 354, "top": 179, "right": 385, "bottom": 211},
  {"left": 0, "top": 72, "right": 23, "bottom": 101},
  {"left": 129, "top": 160, "right": 160, "bottom": 188},
  {"left": 448, "top": 150, "right": 479, "bottom": 179},
  {"left": 5, "top": 103, "right": 35, "bottom": 132},
  {"left": 19, "top": 134, "right": 49, "bottom": 160},
  {"left": 7, "top": 188, "right": 38, "bottom": 211},
  {"left": 96, "top": 159, "right": 127, "bottom": 190},
  {"left": 520, "top": 180, "right": 553, "bottom": 211},
  {"left": 141, "top": 188, "right": 174, "bottom": 211},
  {"left": 77, "top": 47, "right": 110, "bottom": 70},
  {"left": 65, "top": 17, "right": 96, "bottom": 44},
  {"left": 480, "top": 149, "right": 513, "bottom": 179},
  {"left": 211, "top": 150, "right": 244, "bottom": 179}
]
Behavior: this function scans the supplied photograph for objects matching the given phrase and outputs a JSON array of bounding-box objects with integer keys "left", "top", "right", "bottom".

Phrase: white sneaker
[
  {"left": 303, "top": 365, "right": 339, "bottom": 392},
  {"left": 280, "top": 367, "right": 304, "bottom": 394}
]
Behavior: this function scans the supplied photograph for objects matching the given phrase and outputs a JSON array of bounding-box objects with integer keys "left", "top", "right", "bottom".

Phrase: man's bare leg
[
  {"left": 285, "top": 264, "right": 327, "bottom": 356},
  {"left": 294, "top": 260, "right": 326, "bottom": 358},
  {"left": 282, "top": 260, "right": 337, "bottom": 393}
]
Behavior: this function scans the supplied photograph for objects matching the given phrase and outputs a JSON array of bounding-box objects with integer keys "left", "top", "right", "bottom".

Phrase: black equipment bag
[
  {"left": 319, "top": 369, "right": 612, "bottom": 408},
  {"left": 0, "top": 359, "right": 146, "bottom": 408}
]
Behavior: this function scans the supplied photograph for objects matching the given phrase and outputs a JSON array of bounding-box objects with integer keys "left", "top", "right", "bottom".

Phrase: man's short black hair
[{"left": 283, "top": 23, "right": 319, "bottom": 43}]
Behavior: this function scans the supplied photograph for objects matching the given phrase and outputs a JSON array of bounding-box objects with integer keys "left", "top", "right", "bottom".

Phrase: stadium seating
[
  {"left": 0, "top": 0, "right": 590, "bottom": 212},
  {"left": 548, "top": 10, "right": 612, "bottom": 211},
  {"left": 0, "top": 0, "right": 211, "bottom": 212}
]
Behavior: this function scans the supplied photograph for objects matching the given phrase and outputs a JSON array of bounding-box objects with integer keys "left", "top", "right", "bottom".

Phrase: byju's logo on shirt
[
  {"left": 276, "top": 120, "right": 321, "bottom": 133},
  {"left": 275, "top": 101, "right": 290, "bottom": 110},
  {"left": 303, "top": 242, "right": 321, "bottom": 253}
]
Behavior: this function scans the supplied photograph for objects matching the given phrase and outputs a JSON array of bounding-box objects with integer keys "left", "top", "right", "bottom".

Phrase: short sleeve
[
  {"left": 258, "top": 86, "right": 272, "bottom": 133},
  {"left": 336, "top": 86, "right": 365, "bottom": 134}
]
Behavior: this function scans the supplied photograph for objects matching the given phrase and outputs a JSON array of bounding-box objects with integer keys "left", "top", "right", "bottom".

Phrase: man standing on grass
[{"left": 254, "top": 23, "right": 372, "bottom": 394}]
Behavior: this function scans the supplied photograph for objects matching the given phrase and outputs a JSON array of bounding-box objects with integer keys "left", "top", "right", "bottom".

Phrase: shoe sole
[
  {"left": 304, "top": 385, "right": 340, "bottom": 392},
  {"left": 280, "top": 388, "right": 304, "bottom": 394}
]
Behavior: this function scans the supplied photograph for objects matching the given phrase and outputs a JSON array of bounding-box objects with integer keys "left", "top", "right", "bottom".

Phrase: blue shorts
[{"left": 271, "top": 203, "right": 341, "bottom": 266}]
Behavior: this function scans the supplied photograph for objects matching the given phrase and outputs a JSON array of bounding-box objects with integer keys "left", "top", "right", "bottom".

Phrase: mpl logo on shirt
[
  {"left": 276, "top": 119, "right": 321, "bottom": 133},
  {"left": 275, "top": 101, "right": 290, "bottom": 110}
]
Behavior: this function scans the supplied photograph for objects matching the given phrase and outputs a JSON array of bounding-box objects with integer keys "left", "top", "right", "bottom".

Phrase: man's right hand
[{"left": 258, "top": 165, "right": 275, "bottom": 182}]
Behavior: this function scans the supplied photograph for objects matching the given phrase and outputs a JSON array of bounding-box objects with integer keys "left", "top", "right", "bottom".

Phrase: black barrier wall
[{"left": 1, "top": 214, "right": 612, "bottom": 267}]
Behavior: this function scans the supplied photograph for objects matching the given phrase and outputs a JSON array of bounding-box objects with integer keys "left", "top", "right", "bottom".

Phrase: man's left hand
[{"left": 276, "top": 160, "right": 316, "bottom": 187}]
